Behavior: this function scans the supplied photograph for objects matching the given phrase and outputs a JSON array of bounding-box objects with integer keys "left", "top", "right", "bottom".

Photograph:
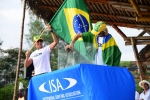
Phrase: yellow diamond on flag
[{"left": 64, "top": 8, "right": 92, "bottom": 41}]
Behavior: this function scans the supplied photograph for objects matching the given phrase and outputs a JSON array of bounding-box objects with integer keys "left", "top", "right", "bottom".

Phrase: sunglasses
[{"left": 37, "top": 40, "right": 43, "bottom": 43}]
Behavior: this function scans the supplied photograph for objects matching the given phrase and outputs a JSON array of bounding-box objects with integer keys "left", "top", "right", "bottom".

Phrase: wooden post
[
  {"left": 13, "top": 0, "right": 26, "bottom": 100},
  {"left": 130, "top": 37, "right": 145, "bottom": 80},
  {"left": 112, "top": 24, "right": 127, "bottom": 41}
]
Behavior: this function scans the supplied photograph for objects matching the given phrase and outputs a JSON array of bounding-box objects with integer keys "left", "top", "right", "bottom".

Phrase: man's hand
[
  {"left": 25, "top": 51, "right": 31, "bottom": 58},
  {"left": 65, "top": 44, "right": 74, "bottom": 53},
  {"left": 46, "top": 24, "right": 52, "bottom": 31}
]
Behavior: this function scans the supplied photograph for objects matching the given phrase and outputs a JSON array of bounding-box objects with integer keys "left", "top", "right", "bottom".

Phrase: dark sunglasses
[{"left": 37, "top": 40, "right": 43, "bottom": 43}]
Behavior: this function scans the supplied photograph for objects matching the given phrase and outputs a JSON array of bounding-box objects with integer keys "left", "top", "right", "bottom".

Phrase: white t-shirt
[
  {"left": 139, "top": 89, "right": 150, "bottom": 100},
  {"left": 135, "top": 91, "right": 139, "bottom": 100},
  {"left": 95, "top": 37, "right": 107, "bottom": 66},
  {"left": 30, "top": 45, "right": 51, "bottom": 75}
]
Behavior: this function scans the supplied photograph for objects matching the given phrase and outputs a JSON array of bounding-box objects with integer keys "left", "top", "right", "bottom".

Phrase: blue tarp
[{"left": 28, "top": 64, "right": 135, "bottom": 100}]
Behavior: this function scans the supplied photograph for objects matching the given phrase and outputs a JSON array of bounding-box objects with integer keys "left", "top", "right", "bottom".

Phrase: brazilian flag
[
  {"left": 102, "top": 34, "right": 121, "bottom": 66},
  {"left": 50, "top": 0, "right": 93, "bottom": 60}
]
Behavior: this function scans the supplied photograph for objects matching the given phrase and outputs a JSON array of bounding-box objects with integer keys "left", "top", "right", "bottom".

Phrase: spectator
[{"left": 139, "top": 80, "right": 150, "bottom": 100}]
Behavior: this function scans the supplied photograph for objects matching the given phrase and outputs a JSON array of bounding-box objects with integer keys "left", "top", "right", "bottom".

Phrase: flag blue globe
[{"left": 73, "top": 14, "right": 89, "bottom": 34}]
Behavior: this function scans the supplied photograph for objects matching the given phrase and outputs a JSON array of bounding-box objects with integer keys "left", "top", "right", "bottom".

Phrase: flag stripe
[
  {"left": 102, "top": 37, "right": 117, "bottom": 50},
  {"left": 102, "top": 46, "right": 121, "bottom": 66}
]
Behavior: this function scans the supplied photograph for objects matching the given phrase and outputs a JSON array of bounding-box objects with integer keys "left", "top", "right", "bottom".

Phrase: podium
[{"left": 28, "top": 64, "right": 135, "bottom": 100}]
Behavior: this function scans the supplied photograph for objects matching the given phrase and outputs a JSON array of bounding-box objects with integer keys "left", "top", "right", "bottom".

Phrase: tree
[
  {"left": 0, "top": 39, "right": 3, "bottom": 57},
  {"left": 0, "top": 39, "right": 2, "bottom": 47},
  {"left": 0, "top": 77, "right": 29, "bottom": 100},
  {"left": 0, "top": 48, "right": 26, "bottom": 87}
]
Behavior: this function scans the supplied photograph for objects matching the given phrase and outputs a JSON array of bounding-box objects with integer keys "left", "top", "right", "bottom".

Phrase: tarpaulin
[{"left": 28, "top": 64, "right": 135, "bottom": 100}]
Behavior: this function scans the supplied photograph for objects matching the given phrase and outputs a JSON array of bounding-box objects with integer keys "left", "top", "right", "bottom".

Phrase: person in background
[
  {"left": 65, "top": 21, "right": 121, "bottom": 66},
  {"left": 135, "top": 91, "right": 139, "bottom": 100},
  {"left": 24, "top": 24, "right": 58, "bottom": 75},
  {"left": 139, "top": 80, "right": 150, "bottom": 100},
  {"left": 32, "top": 70, "right": 35, "bottom": 76}
]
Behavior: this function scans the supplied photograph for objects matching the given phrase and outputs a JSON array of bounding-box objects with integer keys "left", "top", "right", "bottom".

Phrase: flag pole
[{"left": 13, "top": 0, "right": 27, "bottom": 99}]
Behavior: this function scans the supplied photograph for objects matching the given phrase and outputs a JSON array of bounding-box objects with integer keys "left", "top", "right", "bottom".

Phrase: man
[
  {"left": 135, "top": 91, "right": 139, "bottom": 100},
  {"left": 24, "top": 24, "right": 58, "bottom": 75},
  {"left": 65, "top": 21, "right": 121, "bottom": 66},
  {"left": 139, "top": 80, "right": 150, "bottom": 100}
]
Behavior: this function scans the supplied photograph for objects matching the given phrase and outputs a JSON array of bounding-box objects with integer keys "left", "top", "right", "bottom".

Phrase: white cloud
[{"left": 0, "top": 0, "right": 29, "bottom": 50}]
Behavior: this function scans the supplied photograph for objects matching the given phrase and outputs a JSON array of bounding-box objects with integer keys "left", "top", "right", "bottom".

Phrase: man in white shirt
[
  {"left": 135, "top": 91, "right": 139, "bottom": 100},
  {"left": 139, "top": 80, "right": 150, "bottom": 100},
  {"left": 24, "top": 24, "right": 58, "bottom": 75}
]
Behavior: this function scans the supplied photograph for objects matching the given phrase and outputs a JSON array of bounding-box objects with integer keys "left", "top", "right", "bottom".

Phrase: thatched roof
[
  {"left": 25, "top": 0, "right": 150, "bottom": 62},
  {"left": 26, "top": 0, "right": 150, "bottom": 31}
]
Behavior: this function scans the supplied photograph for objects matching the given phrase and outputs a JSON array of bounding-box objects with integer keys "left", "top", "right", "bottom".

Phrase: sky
[{"left": 0, "top": 0, "right": 147, "bottom": 61}]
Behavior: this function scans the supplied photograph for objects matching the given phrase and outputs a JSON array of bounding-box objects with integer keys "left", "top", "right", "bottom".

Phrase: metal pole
[{"left": 13, "top": 0, "right": 26, "bottom": 99}]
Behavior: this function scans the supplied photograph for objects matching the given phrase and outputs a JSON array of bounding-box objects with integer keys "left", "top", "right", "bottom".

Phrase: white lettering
[
  {"left": 56, "top": 79, "right": 64, "bottom": 91},
  {"left": 39, "top": 78, "right": 77, "bottom": 93},
  {"left": 51, "top": 80, "right": 57, "bottom": 92},
  {"left": 65, "top": 91, "right": 81, "bottom": 97}
]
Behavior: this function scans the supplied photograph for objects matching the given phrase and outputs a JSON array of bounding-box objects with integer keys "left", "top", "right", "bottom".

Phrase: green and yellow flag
[
  {"left": 50, "top": 0, "right": 93, "bottom": 60},
  {"left": 102, "top": 34, "right": 121, "bottom": 66}
]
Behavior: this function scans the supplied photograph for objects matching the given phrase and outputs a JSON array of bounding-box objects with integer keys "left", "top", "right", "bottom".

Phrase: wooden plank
[
  {"left": 136, "top": 16, "right": 150, "bottom": 21},
  {"left": 92, "top": 20, "right": 150, "bottom": 30},
  {"left": 90, "top": 12, "right": 135, "bottom": 20},
  {"left": 126, "top": 36, "right": 150, "bottom": 40},
  {"left": 138, "top": 30, "right": 147, "bottom": 36},
  {"left": 112, "top": 24, "right": 127, "bottom": 41},
  {"left": 131, "top": 37, "right": 145, "bottom": 80},
  {"left": 125, "top": 40, "right": 150, "bottom": 45}
]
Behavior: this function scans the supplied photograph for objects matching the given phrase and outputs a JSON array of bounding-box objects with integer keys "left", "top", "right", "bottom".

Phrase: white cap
[{"left": 139, "top": 80, "right": 150, "bottom": 88}]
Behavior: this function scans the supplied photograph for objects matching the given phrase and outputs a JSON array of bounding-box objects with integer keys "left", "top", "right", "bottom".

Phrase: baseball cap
[
  {"left": 91, "top": 21, "right": 107, "bottom": 35},
  {"left": 33, "top": 35, "right": 43, "bottom": 42}
]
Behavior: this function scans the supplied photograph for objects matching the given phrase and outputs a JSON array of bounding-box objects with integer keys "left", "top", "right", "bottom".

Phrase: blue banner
[{"left": 28, "top": 64, "right": 135, "bottom": 100}]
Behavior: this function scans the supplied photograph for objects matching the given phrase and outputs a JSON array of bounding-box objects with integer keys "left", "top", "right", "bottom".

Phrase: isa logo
[{"left": 39, "top": 78, "right": 77, "bottom": 93}]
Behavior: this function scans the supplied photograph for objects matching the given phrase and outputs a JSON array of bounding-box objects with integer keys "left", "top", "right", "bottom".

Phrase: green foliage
[
  {"left": 25, "top": 11, "right": 45, "bottom": 48},
  {"left": 119, "top": 61, "right": 130, "bottom": 67},
  {"left": 0, "top": 84, "right": 14, "bottom": 100},
  {"left": 18, "top": 77, "right": 29, "bottom": 88},
  {"left": 0, "top": 77, "right": 29, "bottom": 100},
  {"left": 136, "top": 84, "right": 143, "bottom": 93},
  {"left": 146, "top": 71, "right": 150, "bottom": 76},
  {"left": 0, "top": 39, "right": 2, "bottom": 46},
  {"left": 0, "top": 48, "right": 26, "bottom": 87}
]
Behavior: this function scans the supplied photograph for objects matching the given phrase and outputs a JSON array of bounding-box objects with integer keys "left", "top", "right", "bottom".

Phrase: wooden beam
[
  {"left": 85, "top": 0, "right": 108, "bottom": 4},
  {"left": 126, "top": 36, "right": 150, "bottom": 40},
  {"left": 13, "top": 0, "right": 27, "bottom": 100},
  {"left": 39, "top": 5, "right": 150, "bottom": 30},
  {"left": 40, "top": 5, "right": 58, "bottom": 10},
  {"left": 90, "top": 12, "right": 135, "bottom": 20},
  {"left": 92, "top": 20, "right": 150, "bottom": 30},
  {"left": 40, "top": 5, "right": 135, "bottom": 20},
  {"left": 136, "top": 16, "right": 150, "bottom": 22},
  {"left": 125, "top": 40, "right": 150, "bottom": 45},
  {"left": 111, "top": 24, "right": 127, "bottom": 41},
  {"left": 129, "top": 0, "right": 140, "bottom": 14},
  {"left": 85, "top": 0, "right": 150, "bottom": 10},
  {"left": 138, "top": 30, "right": 147, "bottom": 37},
  {"left": 130, "top": 0, "right": 150, "bottom": 16},
  {"left": 130, "top": 37, "right": 145, "bottom": 80}
]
